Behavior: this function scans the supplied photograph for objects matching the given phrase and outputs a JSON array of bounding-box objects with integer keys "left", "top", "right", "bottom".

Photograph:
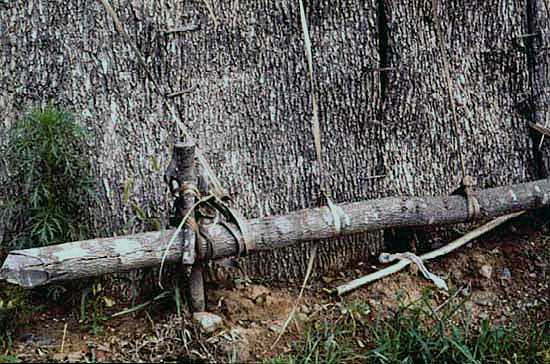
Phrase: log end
[{"left": 1, "top": 268, "right": 50, "bottom": 287}]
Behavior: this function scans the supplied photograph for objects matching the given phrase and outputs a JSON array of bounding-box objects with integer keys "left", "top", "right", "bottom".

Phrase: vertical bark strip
[{"left": 528, "top": 0, "right": 550, "bottom": 176}]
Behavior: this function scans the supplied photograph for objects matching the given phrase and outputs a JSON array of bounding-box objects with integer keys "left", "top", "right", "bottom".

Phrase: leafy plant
[
  {"left": 0, "top": 105, "right": 97, "bottom": 249},
  {"left": 0, "top": 284, "right": 30, "bottom": 352},
  {"left": 79, "top": 279, "right": 114, "bottom": 335}
]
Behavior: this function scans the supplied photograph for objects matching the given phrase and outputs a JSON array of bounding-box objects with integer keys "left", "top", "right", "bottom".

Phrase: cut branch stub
[
  {"left": 164, "top": 140, "right": 205, "bottom": 311},
  {"left": 165, "top": 140, "right": 198, "bottom": 264}
]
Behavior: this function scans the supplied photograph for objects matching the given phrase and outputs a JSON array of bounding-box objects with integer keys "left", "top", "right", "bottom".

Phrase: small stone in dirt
[
  {"left": 479, "top": 265, "right": 492, "bottom": 279},
  {"left": 299, "top": 304, "right": 311, "bottom": 314},
  {"left": 193, "top": 312, "right": 224, "bottom": 333},
  {"left": 247, "top": 284, "right": 271, "bottom": 303},
  {"left": 295, "top": 312, "right": 308, "bottom": 322},
  {"left": 499, "top": 267, "right": 511, "bottom": 281},
  {"left": 269, "top": 320, "right": 285, "bottom": 333}
]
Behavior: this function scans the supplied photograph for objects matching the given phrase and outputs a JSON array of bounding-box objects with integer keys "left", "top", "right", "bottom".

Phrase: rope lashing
[
  {"left": 226, "top": 206, "right": 252, "bottom": 257},
  {"left": 159, "top": 194, "right": 215, "bottom": 288},
  {"left": 205, "top": 197, "right": 253, "bottom": 258},
  {"left": 432, "top": 0, "right": 480, "bottom": 221},
  {"left": 379, "top": 252, "right": 448, "bottom": 291},
  {"left": 181, "top": 182, "right": 201, "bottom": 201},
  {"left": 462, "top": 175, "right": 480, "bottom": 221},
  {"left": 452, "top": 176, "right": 481, "bottom": 221},
  {"left": 185, "top": 216, "right": 202, "bottom": 262},
  {"left": 324, "top": 190, "right": 342, "bottom": 235}
]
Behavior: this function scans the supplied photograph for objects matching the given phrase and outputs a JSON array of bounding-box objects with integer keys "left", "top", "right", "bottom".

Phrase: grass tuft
[{"left": 266, "top": 289, "right": 549, "bottom": 364}]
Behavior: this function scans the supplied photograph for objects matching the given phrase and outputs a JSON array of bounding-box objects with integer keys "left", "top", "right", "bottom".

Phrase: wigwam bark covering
[{"left": 0, "top": 0, "right": 547, "bottom": 283}]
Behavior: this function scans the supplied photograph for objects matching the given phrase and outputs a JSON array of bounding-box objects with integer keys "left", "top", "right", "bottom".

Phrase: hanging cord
[
  {"left": 300, "top": 0, "right": 321, "bottom": 163},
  {"left": 269, "top": 0, "right": 341, "bottom": 351},
  {"left": 373, "top": 1, "right": 481, "bottom": 291},
  {"left": 379, "top": 252, "right": 448, "bottom": 290},
  {"left": 299, "top": 0, "right": 340, "bottom": 230},
  {"left": 431, "top": 0, "right": 480, "bottom": 221},
  {"left": 269, "top": 244, "right": 317, "bottom": 351},
  {"left": 299, "top": 0, "right": 344, "bottom": 279}
]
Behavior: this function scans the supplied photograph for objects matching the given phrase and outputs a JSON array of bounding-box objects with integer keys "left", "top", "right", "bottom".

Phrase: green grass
[
  {"left": 0, "top": 353, "right": 19, "bottom": 363},
  {"left": 265, "top": 290, "right": 550, "bottom": 364},
  {"left": 0, "top": 285, "right": 30, "bottom": 354}
]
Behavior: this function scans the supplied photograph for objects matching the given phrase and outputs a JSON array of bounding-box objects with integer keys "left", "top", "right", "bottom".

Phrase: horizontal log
[
  {"left": 245, "top": 179, "right": 549, "bottom": 252},
  {"left": 1, "top": 179, "right": 549, "bottom": 287}
]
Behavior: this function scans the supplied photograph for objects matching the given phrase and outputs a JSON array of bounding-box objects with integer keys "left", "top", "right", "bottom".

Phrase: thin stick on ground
[
  {"left": 335, "top": 211, "right": 526, "bottom": 295},
  {"left": 60, "top": 323, "right": 67, "bottom": 353},
  {"left": 269, "top": 244, "right": 318, "bottom": 351},
  {"left": 111, "top": 291, "right": 171, "bottom": 318}
]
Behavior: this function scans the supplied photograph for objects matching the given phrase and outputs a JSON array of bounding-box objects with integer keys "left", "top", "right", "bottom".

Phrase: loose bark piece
[
  {"left": 335, "top": 211, "right": 526, "bottom": 296},
  {"left": 1, "top": 179, "right": 549, "bottom": 288}
]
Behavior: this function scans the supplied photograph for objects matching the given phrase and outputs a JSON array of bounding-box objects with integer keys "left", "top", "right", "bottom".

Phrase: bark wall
[
  {"left": 0, "top": 0, "right": 545, "bottom": 283},
  {"left": 381, "top": 0, "right": 538, "bottom": 197},
  {"left": 1, "top": 0, "right": 176, "bottom": 237},
  {"left": 163, "top": 0, "right": 385, "bottom": 281},
  {"left": 0, "top": 0, "right": 384, "bottom": 282}
]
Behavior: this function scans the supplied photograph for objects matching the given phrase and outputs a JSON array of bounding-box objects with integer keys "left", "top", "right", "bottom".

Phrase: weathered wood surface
[
  {"left": 0, "top": 0, "right": 547, "bottom": 283},
  {"left": 2, "top": 179, "right": 548, "bottom": 288}
]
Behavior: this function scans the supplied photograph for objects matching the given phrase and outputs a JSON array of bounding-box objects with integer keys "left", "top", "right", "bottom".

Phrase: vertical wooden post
[
  {"left": 165, "top": 140, "right": 205, "bottom": 312},
  {"left": 189, "top": 262, "right": 205, "bottom": 312}
]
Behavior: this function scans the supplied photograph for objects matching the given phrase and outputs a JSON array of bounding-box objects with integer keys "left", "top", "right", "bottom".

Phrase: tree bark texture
[
  {"left": 381, "top": 0, "right": 538, "bottom": 198},
  {"left": 0, "top": 0, "right": 545, "bottom": 283}
]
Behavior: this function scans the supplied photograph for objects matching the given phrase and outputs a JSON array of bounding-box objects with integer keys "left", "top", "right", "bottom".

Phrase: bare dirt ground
[{"left": 7, "top": 212, "right": 550, "bottom": 363}]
